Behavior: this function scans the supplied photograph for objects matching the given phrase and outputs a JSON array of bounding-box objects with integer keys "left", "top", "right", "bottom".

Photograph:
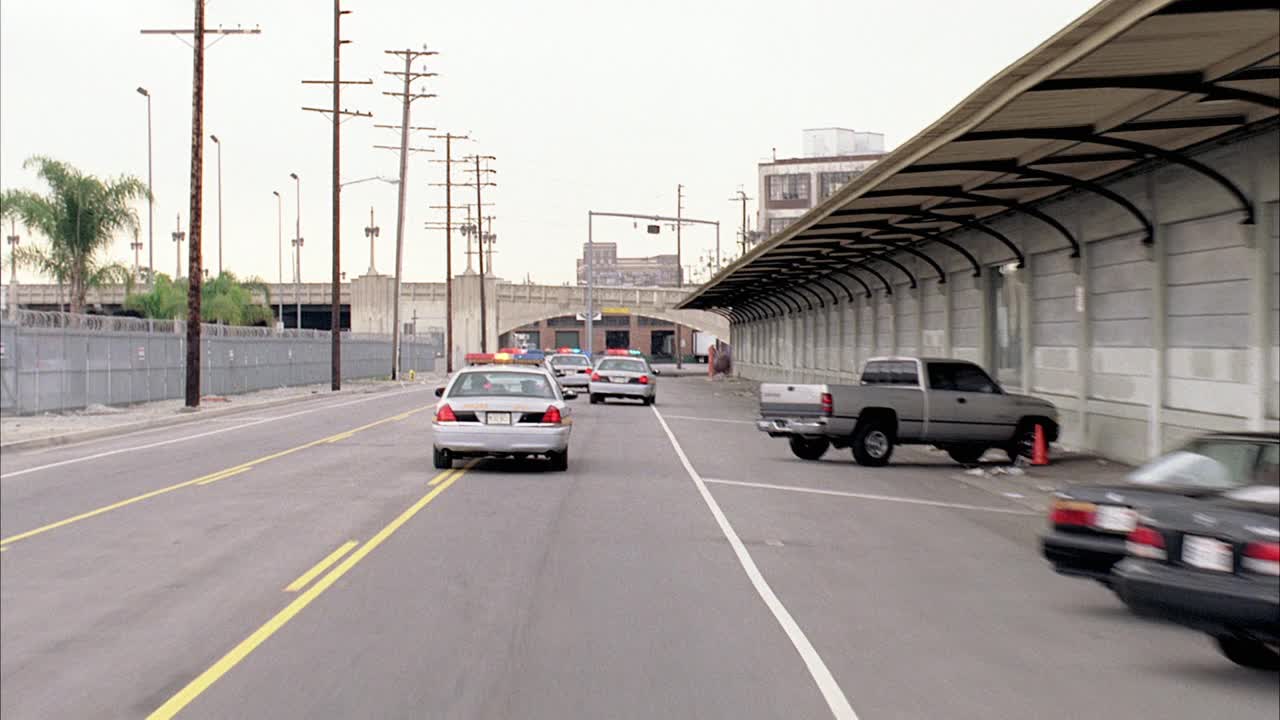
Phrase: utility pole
[
  {"left": 729, "top": 189, "right": 751, "bottom": 256},
  {"left": 482, "top": 215, "right": 497, "bottom": 276},
  {"left": 364, "top": 207, "right": 379, "bottom": 275},
  {"left": 172, "top": 213, "right": 185, "bottom": 280},
  {"left": 273, "top": 190, "right": 283, "bottom": 327},
  {"left": 141, "top": 2, "right": 260, "bottom": 409},
  {"left": 461, "top": 155, "right": 496, "bottom": 351},
  {"left": 427, "top": 131, "right": 470, "bottom": 373},
  {"left": 130, "top": 228, "right": 143, "bottom": 280},
  {"left": 301, "top": 1, "right": 372, "bottom": 392},
  {"left": 6, "top": 219, "right": 18, "bottom": 320},
  {"left": 675, "top": 184, "right": 684, "bottom": 369},
  {"left": 378, "top": 47, "right": 437, "bottom": 379},
  {"left": 136, "top": 87, "right": 154, "bottom": 287},
  {"left": 289, "top": 173, "right": 302, "bottom": 329}
]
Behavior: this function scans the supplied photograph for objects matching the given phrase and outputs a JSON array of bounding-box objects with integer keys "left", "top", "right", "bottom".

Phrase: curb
[{"left": 0, "top": 381, "right": 420, "bottom": 454}]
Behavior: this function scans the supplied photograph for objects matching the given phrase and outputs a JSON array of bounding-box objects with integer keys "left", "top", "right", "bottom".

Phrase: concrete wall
[{"left": 731, "top": 128, "right": 1280, "bottom": 465}]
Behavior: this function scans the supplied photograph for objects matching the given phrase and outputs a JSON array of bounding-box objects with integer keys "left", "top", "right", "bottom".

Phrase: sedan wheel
[
  {"left": 548, "top": 449, "right": 569, "bottom": 472},
  {"left": 432, "top": 447, "right": 452, "bottom": 470},
  {"left": 1216, "top": 636, "right": 1280, "bottom": 671}
]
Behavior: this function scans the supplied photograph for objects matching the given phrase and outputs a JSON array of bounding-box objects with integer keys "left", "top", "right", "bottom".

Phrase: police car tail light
[
  {"left": 542, "top": 406, "right": 562, "bottom": 424},
  {"left": 820, "top": 392, "right": 833, "bottom": 417},
  {"left": 1048, "top": 499, "right": 1095, "bottom": 528},
  {"left": 435, "top": 404, "right": 458, "bottom": 423},
  {"left": 591, "top": 372, "right": 602, "bottom": 381},
  {"left": 638, "top": 375, "right": 649, "bottom": 385},
  {"left": 1242, "top": 541, "right": 1280, "bottom": 576},
  {"left": 1125, "top": 525, "right": 1166, "bottom": 561}
]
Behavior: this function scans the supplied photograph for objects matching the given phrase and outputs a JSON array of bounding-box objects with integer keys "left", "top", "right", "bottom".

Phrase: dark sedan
[
  {"left": 1041, "top": 433, "right": 1279, "bottom": 587},
  {"left": 1113, "top": 483, "right": 1280, "bottom": 670}
]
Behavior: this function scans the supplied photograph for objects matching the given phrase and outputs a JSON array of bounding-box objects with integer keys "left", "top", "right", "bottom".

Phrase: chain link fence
[{"left": 0, "top": 310, "right": 440, "bottom": 415}]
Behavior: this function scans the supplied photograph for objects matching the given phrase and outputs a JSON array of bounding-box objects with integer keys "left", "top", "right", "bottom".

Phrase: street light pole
[
  {"left": 6, "top": 219, "right": 18, "bottom": 320},
  {"left": 136, "top": 87, "right": 154, "bottom": 287},
  {"left": 586, "top": 211, "right": 593, "bottom": 357},
  {"left": 171, "top": 212, "right": 185, "bottom": 280},
  {"left": 272, "top": 190, "right": 283, "bottom": 328},
  {"left": 290, "top": 172, "right": 302, "bottom": 329},
  {"left": 210, "top": 134, "right": 223, "bottom": 275}
]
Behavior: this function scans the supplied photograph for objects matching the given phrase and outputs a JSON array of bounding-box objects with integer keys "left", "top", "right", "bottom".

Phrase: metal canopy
[{"left": 678, "top": 0, "right": 1279, "bottom": 316}]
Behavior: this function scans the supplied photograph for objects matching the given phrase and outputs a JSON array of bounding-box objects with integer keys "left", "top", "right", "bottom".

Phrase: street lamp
[
  {"left": 136, "top": 87, "right": 154, "bottom": 286},
  {"left": 130, "top": 228, "right": 144, "bottom": 282},
  {"left": 290, "top": 172, "right": 302, "bottom": 329},
  {"left": 171, "top": 213, "right": 185, "bottom": 280},
  {"left": 210, "top": 134, "right": 223, "bottom": 276},
  {"left": 6, "top": 219, "right": 18, "bottom": 320},
  {"left": 272, "top": 190, "right": 283, "bottom": 328}
]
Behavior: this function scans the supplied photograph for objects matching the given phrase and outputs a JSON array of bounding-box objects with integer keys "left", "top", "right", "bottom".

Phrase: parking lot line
[
  {"left": 147, "top": 466, "right": 466, "bottom": 720},
  {"left": 651, "top": 406, "right": 860, "bottom": 720},
  {"left": 702, "top": 478, "right": 1039, "bottom": 516}
]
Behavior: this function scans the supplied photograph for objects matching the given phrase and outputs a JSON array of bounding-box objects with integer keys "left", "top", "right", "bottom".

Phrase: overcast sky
[{"left": 1, "top": 0, "right": 1094, "bottom": 287}]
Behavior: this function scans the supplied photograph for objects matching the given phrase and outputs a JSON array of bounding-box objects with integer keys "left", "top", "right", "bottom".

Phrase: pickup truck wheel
[
  {"left": 789, "top": 437, "right": 830, "bottom": 461},
  {"left": 432, "top": 447, "right": 452, "bottom": 470},
  {"left": 1215, "top": 636, "right": 1280, "bottom": 670},
  {"left": 946, "top": 446, "right": 988, "bottom": 465},
  {"left": 1005, "top": 425, "right": 1037, "bottom": 463},
  {"left": 852, "top": 423, "right": 894, "bottom": 466}
]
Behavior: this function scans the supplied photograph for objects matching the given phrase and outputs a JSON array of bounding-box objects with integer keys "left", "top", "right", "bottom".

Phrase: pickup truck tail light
[
  {"left": 1242, "top": 541, "right": 1280, "bottom": 576},
  {"left": 542, "top": 406, "right": 563, "bottom": 424},
  {"left": 820, "top": 392, "right": 833, "bottom": 417},
  {"left": 435, "top": 404, "right": 458, "bottom": 423},
  {"left": 1048, "top": 498, "right": 1095, "bottom": 528},
  {"left": 1125, "top": 525, "right": 1167, "bottom": 561}
]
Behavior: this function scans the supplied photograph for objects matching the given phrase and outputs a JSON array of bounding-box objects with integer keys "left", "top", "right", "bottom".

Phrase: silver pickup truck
[{"left": 757, "top": 357, "right": 1059, "bottom": 467}]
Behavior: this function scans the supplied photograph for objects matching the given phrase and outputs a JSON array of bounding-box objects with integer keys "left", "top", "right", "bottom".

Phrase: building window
[
  {"left": 989, "top": 264, "right": 1024, "bottom": 390},
  {"left": 769, "top": 217, "right": 795, "bottom": 234},
  {"left": 819, "top": 171, "right": 861, "bottom": 199},
  {"left": 766, "top": 174, "right": 810, "bottom": 201}
]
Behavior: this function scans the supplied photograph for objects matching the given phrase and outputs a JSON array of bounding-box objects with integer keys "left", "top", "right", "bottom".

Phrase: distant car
[
  {"left": 432, "top": 361, "right": 576, "bottom": 471},
  {"left": 1041, "top": 433, "right": 1279, "bottom": 587},
  {"left": 1113, "top": 481, "right": 1280, "bottom": 671},
  {"left": 589, "top": 355, "right": 658, "bottom": 405},
  {"left": 545, "top": 352, "right": 593, "bottom": 389}
]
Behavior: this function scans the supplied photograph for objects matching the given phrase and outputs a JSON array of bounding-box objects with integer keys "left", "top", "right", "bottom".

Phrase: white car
[
  {"left": 589, "top": 355, "right": 659, "bottom": 405},
  {"left": 544, "top": 352, "right": 593, "bottom": 389}
]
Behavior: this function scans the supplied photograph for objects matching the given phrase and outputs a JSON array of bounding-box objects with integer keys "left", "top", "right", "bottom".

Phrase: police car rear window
[
  {"left": 597, "top": 359, "right": 646, "bottom": 373},
  {"left": 449, "top": 371, "right": 556, "bottom": 399}
]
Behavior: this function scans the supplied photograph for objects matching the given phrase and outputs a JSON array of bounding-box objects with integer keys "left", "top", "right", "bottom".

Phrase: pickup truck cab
[{"left": 757, "top": 357, "right": 1058, "bottom": 466}]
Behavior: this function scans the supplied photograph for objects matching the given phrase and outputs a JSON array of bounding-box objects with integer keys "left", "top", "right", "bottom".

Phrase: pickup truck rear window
[
  {"left": 861, "top": 361, "right": 919, "bottom": 386},
  {"left": 927, "top": 362, "right": 1001, "bottom": 393}
]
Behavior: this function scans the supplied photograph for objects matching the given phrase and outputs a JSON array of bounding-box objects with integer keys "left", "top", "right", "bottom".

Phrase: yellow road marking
[
  {"left": 284, "top": 540, "right": 358, "bottom": 592},
  {"left": 195, "top": 467, "right": 252, "bottom": 486},
  {"left": 428, "top": 460, "right": 478, "bottom": 487},
  {"left": 147, "top": 466, "right": 465, "bottom": 720},
  {"left": 0, "top": 405, "right": 432, "bottom": 548},
  {"left": 324, "top": 431, "right": 356, "bottom": 444}
]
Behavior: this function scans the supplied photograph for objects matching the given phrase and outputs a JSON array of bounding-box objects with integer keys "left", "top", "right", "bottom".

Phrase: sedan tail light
[
  {"left": 1242, "top": 541, "right": 1280, "bottom": 576},
  {"left": 591, "top": 372, "right": 602, "bottom": 382},
  {"left": 820, "top": 392, "right": 833, "bottom": 417},
  {"left": 1048, "top": 499, "right": 1096, "bottom": 528},
  {"left": 638, "top": 375, "right": 650, "bottom": 385},
  {"left": 542, "top": 406, "right": 562, "bottom": 424},
  {"left": 1125, "top": 525, "right": 1167, "bottom": 561},
  {"left": 435, "top": 404, "right": 458, "bottom": 423}
]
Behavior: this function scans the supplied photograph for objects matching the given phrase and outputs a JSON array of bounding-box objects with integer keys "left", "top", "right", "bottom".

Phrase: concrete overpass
[{"left": 11, "top": 272, "right": 728, "bottom": 363}]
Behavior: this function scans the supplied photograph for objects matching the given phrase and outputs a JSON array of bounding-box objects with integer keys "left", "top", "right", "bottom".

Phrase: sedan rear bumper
[
  {"left": 589, "top": 382, "right": 654, "bottom": 398},
  {"left": 433, "top": 423, "right": 571, "bottom": 455},
  {"left": 1040, "top": 530, "right": 1125, "bottom": 581},
  {"left": 1113, "top": 558, "right": 1280, "bottom": 640}
]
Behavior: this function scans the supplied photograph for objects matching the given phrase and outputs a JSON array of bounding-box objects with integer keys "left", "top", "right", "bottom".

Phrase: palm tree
[
  {"left": 1, "top": 156, "right": 147, "bottom": 313},
  {"left": 126, "top": 271, "right": 276, "bottom": 326}
]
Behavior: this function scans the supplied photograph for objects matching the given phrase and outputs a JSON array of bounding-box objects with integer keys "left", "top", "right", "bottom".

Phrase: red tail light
[
  {"left": 435, "top": 404, "right": 457, "bottom": 422},
  {"left": 820, "top": 392, "right": 833, "bottom": 417},
  {"left": 1125, "top": 525, "right": 1167, "bottom": 560},
  {"left": 1242, "top": 541, "right": 1280, "bottom": 576},
  {"left": 1048, "top": 499, "right": 1095, "bottom": 528},
  {"left": 591, "top": 372, "right": 602, "bottom": 381},
  {"left": 638, "top": 375, "right": 650, "bottom": 385},
  {"left": 542, "top": 406, "right": 562, "bottom": 424}
]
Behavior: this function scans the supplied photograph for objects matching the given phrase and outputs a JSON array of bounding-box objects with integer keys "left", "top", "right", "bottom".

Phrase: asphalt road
[{"left": 1, "top": 377, "right": 1276, "bottom": 719}]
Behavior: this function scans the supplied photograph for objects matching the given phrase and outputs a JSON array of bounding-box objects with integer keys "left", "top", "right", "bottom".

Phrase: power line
[{"left": 460, "top": 155, "right": 496, "bottom": 351}]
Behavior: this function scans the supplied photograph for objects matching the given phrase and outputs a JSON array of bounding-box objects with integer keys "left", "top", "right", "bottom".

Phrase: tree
[
  {"left": 0, "top": 156, "right": 147, "bottom": 313},
  {"left": 125, "top": 271, "right": 275, "bottom": 326}
]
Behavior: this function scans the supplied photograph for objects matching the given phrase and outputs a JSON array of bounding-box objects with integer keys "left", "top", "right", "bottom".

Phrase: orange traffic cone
[{"left": 1032, "top": 424, "right": 1049, "bottom": 466}]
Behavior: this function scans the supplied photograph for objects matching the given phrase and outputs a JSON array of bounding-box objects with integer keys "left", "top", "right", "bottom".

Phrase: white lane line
[
  {"left": 650, "top": 406, "right": 858, "bottom": 720},
  {"left": 0, "top": 389, "right": 425, "bottom": 480},
  {"left": 702, "top": 478, "right": 1039, "bottom": 516},
  {"left": 660, "top": 414, "right": 754, "bottom": 425}
]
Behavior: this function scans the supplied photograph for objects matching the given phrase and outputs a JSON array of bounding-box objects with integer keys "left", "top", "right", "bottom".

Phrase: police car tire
[
  {"left": 549, "top": 450, "right": 569, "bottom": 472},
  {"left": 432, "top": 447, "right": 451, "bottom": 470}
]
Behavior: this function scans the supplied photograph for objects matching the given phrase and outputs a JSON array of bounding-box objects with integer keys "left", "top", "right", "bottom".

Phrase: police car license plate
[
  {"left": 1182, "top": 535, "right": 1233, "bottom": 572},
  {"left": 486, "top": 412, "right": 511, "bottom": 425},
  {"left": 610, "top": 376, "right": 628, "bottom": 383}
]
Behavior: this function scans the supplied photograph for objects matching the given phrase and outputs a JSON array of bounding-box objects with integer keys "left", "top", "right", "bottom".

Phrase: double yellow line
[
  {"left": 0, "top": 405, "right": 433, "bottom": 549},
  {"left": 148, "top": 464, "right": 470, "bottom": 720}
]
